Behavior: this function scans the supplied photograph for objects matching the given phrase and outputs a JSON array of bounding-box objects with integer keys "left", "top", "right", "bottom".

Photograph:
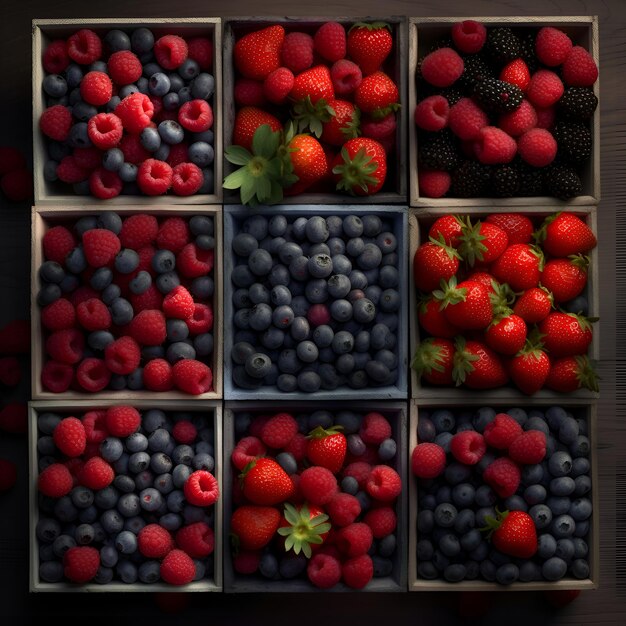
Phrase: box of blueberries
[
  {"left": 32, "top": 18, "right": 222, "bottom": 205},
  {"left": 223, "top": 205, "right": 408, "bottom": 400},
  {"left": 408, "top": 400, "right": 598, "bottom": 590},
  {"left": 28, "top": 400, "right": 223, "bottom": 592}
]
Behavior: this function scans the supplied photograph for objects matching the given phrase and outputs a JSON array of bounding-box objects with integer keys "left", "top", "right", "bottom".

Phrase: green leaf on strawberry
[{"left": 292, "top": 96, "right": 336, "bottom": 138}]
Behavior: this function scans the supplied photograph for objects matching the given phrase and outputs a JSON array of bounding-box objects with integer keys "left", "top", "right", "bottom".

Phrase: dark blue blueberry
[
  {"left": 574, "top": 475, "right": 592, "bottom": 496},
  {"left": 110, "top": 297, "right": 134, "bottom": 326},
  {"left": 542, "top": 556, "right": 568, "bottom": 581},
  {"left": 434, "top": 431, "right": 453, "bottom": 454},
  {"left": 571, "top": 559, "right": 590, "bottom": 579},
  {"left": 149, "top": 72, "right": 171, "bottom": 96},
  {"left": 529, "top": 504, "right": 553, "bottom": 530},
  {"left": 361, "top": 214, "right": 382, "bottom": 236},
  {"left": 562, "top": 295, "right": 588, "bottom": 315},
  {"left": 473, "top": 406, "right": 497, "bottom": 432},
  {"left": 357, "top": 243, "right": 383, "bottom": 270},
  {"left": 191, "top": 73, "right": 215, "bottom": 99},
  {"left": 188, "top": 141, "right": 214, "bottom": 167},
  {"left": 523, "top": 415, "right": 550, "bottom": 435},
  {"left": 158, "top": 119, "right": 184, "bottom": 144},
  {"left": 115, "top": 248, "right": 140, "bottom": 274},
  {"left": 434, "top": 502, "right": 457, "bottom": 528},
  {"left": 244, "top": 352, "right": 272, "bottom": 379},
  {"left": 570, "top": 435, "right": 590, "bottom": 458},
  {"left": 37, "top": 284, "right": 61, "bottom": 306},
  {"left": 105, "top": 29, "right": 131, "bottom": 51}
]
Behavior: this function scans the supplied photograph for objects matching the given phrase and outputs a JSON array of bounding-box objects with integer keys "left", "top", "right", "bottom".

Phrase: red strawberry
[
  {"left": 234, "top": 25, "right": 285, "bottom": 80},
  {"left": 484, "top": 312, "right": 527, "bottom": 355},
  {"left": 240, "top": 457, "right": 294, "bottom": 506},
  {"left": 231, "top": 106, "right": 282, "bottom": 152},
  {"left": 332, "top": 137, "right": 387, "bottom": 196},
  {"left": 539, "top": 311, "right": 594, "bottom": 358},
  {"left": 320, "top": 99, "right": 360, "bottom": 146},
  {"left": 485, "top": 213, "right": 534, "bottom": 245},
  {"left": 290, "top": 65, "right": 334, "bottom": 104},
  {"left": 287, "top": 133, "right": 328, "bottom": 194},
  {"left": 509, "top": 340, "right": 551, "bottom": 395},
  {"left": 346, "top": 22, "right": 393, "bottom": 76},
  {"left": 545, "top": 355, "right": 599, "bottom": 392},
  {"left": 513, "top": 286, "right": 553, "bottom": 323},
  {"left": 306, "top": 425, "right": 347, "bottom": 474},
  {"left": 490, "top": 243, "right": 544, "bottom": 291},
  {"left": 453, "top": 337, "right": 508, "bottom": 389},
  {"left": 354, "top": 71, "right": 399, "bottom": 119},
  {"left": 499, "top": 59, "right": 531, "bottom": 91},
  {"left": 418, "top": 296, "right": 462, "bottom": 338},
  {"left": 428, "top": 215, "right": 464, "bottom": 247},
  {"left": 230, "top": 505, "right": 281, "bottom": 550},
  {"left": 411, "top": 337, "right": 454, "bottom": 385},
  {"left": 277, "top": 502, "right": 331, "bottom": 558},
  {"left": 540, "top": 255, "right": 588, "bottom": 303},
  {"left": 535, "top": 212, "right": 597, "bottom": 257},
  {"left": 466, "top": 271, "right": 500, "bottom": 293},
  {"left": 413, "top": 237, "right": 461, "bottom": 293},
  {"left": 434, "top": 278, "right": 493, "bottom": 330},
  {"left": 484, "top": 509, "right": 537, "bottom": 558},
  {"left": 458, "top": 219, "right": 508, "bottom": 266}
]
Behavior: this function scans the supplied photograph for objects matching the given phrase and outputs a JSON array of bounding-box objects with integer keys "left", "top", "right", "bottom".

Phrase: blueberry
[
  {"left": 268, "top": 284, "right": 291, "bottom": 307},
  {"left": 535, "top": 533, "right": 557, "bottom": 559},
  {"left": 39, "top": 561, "right": 64, "bottom": 583},
  {"left": 558, "top": 416, "right": 580, "bottom": 445},
  {"left": 357, "top": 243, "right": 383, "bottom": 270},
  {"left": 504, "top": 495, "right": 528, "bottom": 512},
  {"left": 311, "top": 325, "right": 333, "bottom": 349},
  {"left": 417, "top": 562, "right": 438, "bottom": 580},
  {"left": 72, "top": 100, "right": 98, "bottom": 122},
  {"left": 439, "top": 533, "right": 461, "bottom": 558},
  {"left": 39, "top": 260, "right": 66, "bottom": 284},
  {"left": 276, "top": 374, "right": 297, "bottom": 392},
  {"left": 43, "top": 159, "right": 59, "bottom": 182},
  {"left": 166, "top": 342, "right": 196, "bottom": 364},
  {"left": 475, "top": 507, "right": 496, "bottom": 527},
  {"left": 555, "top": 537, "right": 576, "bottom": 562},
  {"left": 343, "top": 215, "right": 364, "bottom": 238},
  {"left": 542, "top": 556, "right": 568, "bottom": 581},
  {"left": 331, "top": 255, "right": 351, "bottom": 277},
  {"left": 191, "top": 72, "right": 215, "bottom": 99},
  {"left": 417, "top": 417, "right": 436, "bottom": 443},
  {"left": 570, "top": 435, "right": 590, "bottom": 458},
  {"left": 158, "top": 119, "right": 184, "bottom": 145},
  {"left": 376, "top": 231, "right": 397, "bottom": 254},
  {"left": 37, "top": 283, "right": 61, "bottom": 306},
  {"left": 473, "top": 407, "right": 497, "bottom": 432},
  {"left": 434, "top": 431, "right": 453, "bottom": 454},
  {"left": 271, "top": 305, "right": 294, "bottom": 329},
  {"left": 192, "top": 452, "right": 214, "bottom": 472},
  {"left": 434, "top": 502, "right": 457, "bottom": 528},
  {"left": 305, "top": 278, "right": 329, "bottom": 303},
  {"left": 571, "top": 558, "right": 590, "bottom": 579},
  {"left": 69, "top": 122, "right": 92, "bottom": 148},
  {"left": 550, "top": 476, "right": 576, "bottom": 497},
  {"left": 244, "top": 352, "right": 271, "bottom": 379},
  {"left": 522, "top": 464, "right": 544, "bottom": 485},
  {"left": 301, "top": 216, "right": 328, "bottom": 243},
  {"left": 548, "top": 450, "right": 573, "bottom": 477},
  {"left": 370, "top": 323, "right": 390, "bottom": 350},
  {"left": 269, "top": 264, "right": 290, "bottom": 287},
  {"left": 573, "top": 537, "right": 589, "bottom": 559},
  {"left": 353, "top": 330, "right": 370, "bottom": 353},
  {"left": 325, "top": 276, "right": 350, "bottom": 301},
  {"left": 496, "top": 563, "right": 519, "bottom": 585},
  {"left": 460, "top": 529, "right": 481, "bottom": 552},
  {"left": 331, "top": 330, "right": 354, "bottom": 355},
  {"left": 109, "top": 297, "right": 133, "bottom": 326},
  {"left": 189, "top": 141, "right": 214, "bottom": 168},
  {"left": 449, "top": 482, "right": 474, "bottom": 508},
  {"left": 524, "top": 415, "right": 550, "bottom": 435},
  {"left": 148, "top": 71, "right": 170, "bottom": 96},
  {"left": 529, "top": 504, "right": 553, "bottom": 530},
  {"left": 64, "top": 63, "right": 83, "bottom": 89}
]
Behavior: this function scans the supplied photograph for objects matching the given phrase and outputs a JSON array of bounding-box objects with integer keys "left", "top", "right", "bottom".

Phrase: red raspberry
[
  {"left": 43, "top": 226, "right": 75, "bottom": 267},
  {"left": 70, "top": 286, "right": 100, "bottom": 307},
  {"left": 63, "top": 546, "right": 100, "bottom": 583},
  {"left": 105, "top": 404, "right": 140, "bottom": 437},
  {"left": 177, "top": 243, "right": 214, "bottom": 278},
  {"left": 130, "top": 285, "right": 164, "bottom": 314},
  {"left": 0, "top": 168, "right": 32, "bottom": 202},
  {"left": 53, "top": 416, "right": 86, "bottom": 457},
  {"left": 361, "top": 113, "right": 396, "bottom": 141},
  {"left": 365, "top": 465, "right": 401, "bottom": 502},
  {"left": 176, "top": 522, "right": 214, "bottom": 558},
  {"left": 484, "top": 413, "right": 523, "bottom": 449},
  {"left": 178, "top": 99, "right": 213, "bottom": 133},
  {"left": 138, "top": 523, "right": 175, "bottom": 558},
  {"left": 421, "top": 48, "right": 464, "bottom": 88},
  {"left": 498, "top": 99, "right": 537, "bottom": 137},
  {"left": 451, "top": 20, "right": 487, "bottom": 54},
  {"left": 314, "top": 22, "right": 346, "bottom": 63},
  {"left": 234, "top": 78, "right": 266, "bottom": 106},
  {"left": 120, "top": 214, "right": 158, "bottom": 249},
  {"left": 79, "top": 456, "right": 114, "bottom": 489},
  {"left": 107, "top": 50, "right": 142, "bottom": 85},
  {"left": 535, "top": 26, "right": 573, "bottom": 67},
  {"left": 187, "top": 37, "right": 213, "bottom": 70},
  {"left": 80, "top": 71, "right": 112, "bottom": 106},
  {"left": 363, "top": 506, "right": 396, "bottom": 538},
  {"left": 499, "top": 59, "right": 531, "bottom": 92},
  {"left": 336, "top": 522, "right": 373, "bottom": 557},
  {"left": 73, "top": 147, "right": 102, "bottom": 171},
  {"left": 450, "top": 431, "right": 486, "bottom": 465},
  {"left": 38, "top": 462, "right": 73, "bottom": 497},
  {"left": 0, "top": 147, "right": 26, "bottom": 175},
  {"left": 137, "top": 158, "right": 173, "bottom": 195},
  {"left": 172, "top": 359, "right": 212, "bottom": 395},
  {"left": 156, "top": 216, "right": 190, "bottom": 253},
  {"left": 161, "top": 549, "right": 195, "bottom": 585},
  {"left": 76, "top": 298, "right": 111, "bottom": 331},
  {"left": 330, "top": 59, "right": 362, "bottom": 96},
  {"left": 0, "top": 357, "right": 21, "bottom": 387},
  {"left": 418, "top": 170, "right": 451, "bottom": 198},
  {"left": 307, "top": 553, "right": 341, "bottom": 589},
  {"left": 43, "top": 39, "right": 69, "bottom": 73},
  {"left": 448, "top": 97, "right": 488, "bottom": 140},
  {"left": 154, "top": 35, "right": 188, "bottom": 70},
  {"left": 527, "top": 70, "right": 564, "bottom": 108},
  {"left": 300, "top": 466, "right": 338, "bottom": 505},
  {"left": 76, "top": 357, "right": 111, "bottom": 392},
  {"left": 46, "top": 329, "right": 84, "bottom": 365},
  {"left": 104, "top": 336, "right": 141, "bottom": 375},
  {"left": 184, "top": 469, "right": 219, "bottom": 506},
  {"left": 483, "top": 457, "right": 521, "bottom": 498},
  {"left": 87, "top": 113, "right": 123, "bottom": 149},
  {"left": 67, "top": 29, "right": 102, "bottom": 65},
  {"left": 342, "top": 554, "right": 373, "bottom": 589},
  {"left": 280, "top": 32, "right": 313, "bottom": 74},
  {"left": 115, "top": 93, "right": 154, "bottom": 134},
  {"left": 517, "top": 128, "right": 557, "bottom": 167},
  {"left": 414, "top": 95, "right": 449, "bottom": 132},
  {"left": 474, "top": 126, "right": 517, "bottom": 164},
  {"left": 359, "top": 412, "right": 391, "bottom": 445},
  {"left": 89, "top": 167, "right": 123, "bottom": 199},
  {"left": 82, "top": 229, "right": 121, "bottom": 267},
  {"left": 486, "top": 213, "right": 534, "bottom": 245},
  {"left": 163, "top": 285, "right": 195, "bottom": 319},
  {"left": 39, "top": 105, "right": 72, "bottom": 141},
  {"left": 57, "top": 155, "right": 89, "bottom": 184},
  {"left": 343, "top": 461, "right": 372, "bottom": 489},
  {"left": 326, "top": 493, "right": 361, "bottom": 527},
  {"left": 263, "top": 67, "right": 295, "bottom": 105},
  {"left": 249, "top": 415, "right": 275, "bottom": 439},
  {"left": 143, "top": 358, "right": 174, "bottom": 391},
  {"left": 172, "top": 162, "right": 204, "bottom": 196},
  {"left": 129, "top": 309, "right": 166, "bottom": 346},
  {"left": 233, "top": 549, "right": 261, "bottom": 574},
  {"left": 82, "top": 410, "right": 108, "bottom": 444},
  {"left": 0, "top": 403, "right": 27, "bottom": 434},
  {"left": 0, "top": 458, "right": 17, "bottom": 491},
  {"left": 509, "top": 430, "right": 547, "bottom": 464},
  {"left": 232, "top": 436, "right": 267, "bottom": 471},
  {"left": 149, "top": 96, "right": 164, "bottom": 119},
  {"left": 562, "top": 46, "right": 599, "bottom": 87},
  {"left": 172, "top": 420, "right": 197, "bottom": 444},
  {"left": 535, "top": 106, "right": 556, "bottom": 130},
  {"left": 260, "top": 412, "right": 298, "bottom": 449},
  {"left": 41, "top": 361, "right": 74, "bottom": 393},
  {"left": 166, "top": 142, "right": 190, "bottom": 168},
  {"left": 119, "top": 133, "right": 152, "bottom": 164}
]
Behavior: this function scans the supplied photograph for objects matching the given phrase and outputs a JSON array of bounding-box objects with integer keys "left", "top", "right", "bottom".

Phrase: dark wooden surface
[{"left": 0, "top": 0, "right": 624, "bottom": 623}]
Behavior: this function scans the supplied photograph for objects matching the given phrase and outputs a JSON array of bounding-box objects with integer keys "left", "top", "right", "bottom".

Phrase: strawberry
[
  {"left": 277, "top": 502, "right": 331, "bottom": 558},
  {"left": 499, "top": 59, "right": 531, "bottom": 91},
  {"left": 434, "top": 277, "right": 493, "bottom": 330},
  {"left": 234, "top": 25, "right": 285, "bottom": 80},
  {"left": 306, "top": 425, "right": 347, "bottom": 474},
  {"left": 490, "top": 243, "right": 544, "bottom": 291},
  {"left": 539, "top": 311, "right": 595, "bottom": 358},
  {"left": 509, "top": 340, "right": 551, "bottom": 395},
  {"left": 428, "top": 215, "right": 464, "bottom": 247},
  {"left": 290, "top": 65, "right": 334, "bottom": 104},
  {"left": 458, "top": 219, "right": 508, "bottom": 266},
  {"left": 230, "top": 505, "right": 281, "bottom": 550},
  {"left": 320, "top": 99, "right": 360, "bottom": 146},
  {"left": 466, "top": 271, "right": 500, "bottom": 293},
  {"left": 240, "top": 457, "right": 294, "bottom": 506},
  {"left": 540, "top": 254, "right": 588, "bottom": 303},
  {"left": 332, "top": 137, "right": 387, "bottom": 196},
  {"left": 411, "top": 337, "right": 454, "bottom": 385},
  {"left": 286, "top": 133, "right": 328, "bottom": 194},
  {"left": 346, "top": 22, "right": 393, "bottom": 76},
  {"left": 418, "top": 296, "right": 462, "bottom": 338},
  {"left": 535, "top": 212, "right": 597, "bottom": 257},
  {"left": 231, "top": 106, "right": 282, "bottom": 152},
  {"left": 482, "top": 509, "right": 537, "bottom": 558},
  {"left": 413, "top": 236, "right": 461, "bottom": 293},
  {"left": 453, "top": 337, "right": 509, "bottom": 389},
  {"left": 513, "top": 286, "right": 553, "bottom": 323},
  {"left": 545, "top": 355, "right": 599, "bottom": 392},
  {"left": 354, "top": 71, "right": 399, "bottom": 119},
  {"left": 484, "top": 312, "right": 527, "bottom": 355},
  {"left": 485, "top": 213, "right": 534, "bottom": 245}
]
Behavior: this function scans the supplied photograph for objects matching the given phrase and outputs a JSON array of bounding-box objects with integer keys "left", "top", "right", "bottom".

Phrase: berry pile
[
  {"left": 412, "top": 405, "right": 593, "bottom": 584},
  {"left": 224, "top": 21, "right": 399, "bottom": 205},
  {"left": 38, "top": 27, "right": 216, "bottom": 198},
  {"left": 229, "top": 408, "right": 402, "bottom": 590},
  {"left": 228, "top": 211, "right": 403, "bottom": 394},
  {"left": 412, "top": 211, "right": 599, "bottom": 394},
  {"left": 38, "top": 212, "right": 215, "bottom": 395},
  {"left": 35, "top": 406, "right": 219, "bottom": 586},
  {"left": 415, "top": 21, "right": 598, "bottom": 199}
]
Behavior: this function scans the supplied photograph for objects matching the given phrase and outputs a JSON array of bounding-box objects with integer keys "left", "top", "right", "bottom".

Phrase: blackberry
[
  {"left": 474, "top": 78, "right": 523, "bottom": 113},
  {"left": 544, "top": 165, "right": 583, "bottom": 200},
  {"left": 486, "top": 27, "right": 521, "bottom": 66},
  {"left": 558, "top": 88, "right": 598, "bottom": 121},
  {"left": 451, "top": 160, "right": 491, "bottom": 197},
  {"left": 518, "top": 162, "right": 545, "bottom": 197},
  {"left": 415, "top": 80, "right": 463, "bottom": 107},
  {"left": 439, "top": 86, "right": 464, "bottom": 106},
  {"left": 429, "top": 37, "right": 455, "bottom": 53},
  {"left": 459, "top": 54, "right": 495, "bottom": 90},
  {"left": 418, "top": 131, "right": 459, "bottom": 172},
  {"left": 553, "top": 122, "right": 593, "bottom": 163},
  {"left": 491, "top": 165, "right": 520, "bottom": 197},
  {"left": 519, "top": 32, "right": 539, "bottom": 73}
]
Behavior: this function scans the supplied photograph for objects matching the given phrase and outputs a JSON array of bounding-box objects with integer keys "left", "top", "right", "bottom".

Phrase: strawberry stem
[{"left": 277, "top": 503, "right": 331, "bottom": 559}]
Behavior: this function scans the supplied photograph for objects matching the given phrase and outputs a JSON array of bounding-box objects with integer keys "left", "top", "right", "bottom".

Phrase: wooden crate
[
  {"left": 409, "top": 206, "right": 600, "bottom": 401},
  {"left": 408, "top": 16, "right": 600, "bottom": 208},
  {"left": 31, "top": 205, "right": 223, "bottom": 400},
  {"left": 223, "top": 205, "right": 409, "bottom": 400},
  {"left": 32, "top": 18, "right": 223, "bottom": 206},
  {"left": 222, "top": 400, "right": 408, "bottom": 592},
  {"left": 408, "top": 399, "right": 599, "bottom": 591},
  {"left": 222, "top": 16, "right": 407, "bottom": 205},
  {"left": 28, "top": 399, "right": 223, "bottom": 592}
]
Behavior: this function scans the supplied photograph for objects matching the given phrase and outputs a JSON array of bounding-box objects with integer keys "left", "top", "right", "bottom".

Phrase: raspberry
[
  {"left": 363, "top": 506, "right": 396, "bottom": 538},
  {"left": 365, "top": 465, "right": 401, "bottom": 502},
  {"left": 176, "top": 522, "right": 214, "bottom": 558},
  {"left": 104, "top": 336, "right": 141, "bottom": 375},
  {"left": 342, "top": 554, "right": 373, "bottom": 589},
  {"left": 76, "top": 357, "right": 111, "bottom": 392},
  {"left": 39, "top": 105, "right": 72, "bottom": 141},
  {"left": 307, "top": 553, "right": 341, "bottom": 589},
  {"left": 107, "top": 50, "right": 142, "bottom": 85},
  {"left": 0, "top": 320, "right": 29, "bottom": 353},
  {"left": 171, "top": 162, "right": 204, "bottom": 196},
  {"left": 166, "top": 143, "right": 190, "bottom": 168},
  {"left": 474, "top": 126, "right": 517, "bottom": 164},
  {"left": 499, "top": 59, "right": 531, "bottom": 92},
  {"left": 46, "top": 329, "right": 84, "bottom": 365},
  {"left": 414, "top": 95, "right": 449, "bottom": 132},
  {"left": 104, "top": 405, "right": 140, "bottom": 438},
  {"left": 43, "top": 228, "right": 75, "bottom": 267},
  {"left": 509, "top": 430, "right": 547, "bottom": 464},
  {"left": 361, "top": 113, "right": 396, "bottom": 141},
  {"left": 57, "top": 156, "right": 89, "bottom": 184},
  {"left": 486, "top": 213, "right": 534, "bottom": 245},
  {"left": 89, "top": 167, "right": 123, "bottom": 199},
  {"left": 187, "top": 37, "right": 213, "bottom": 70},
  {"left": 448, "top": 97, "right": 488, "bottom": 141},
  {"left": 0, "top": 147, "right": 26, "bottom": 176},
  {"left": 73, "top": 147, "right": 102, "bottom": 171},
  {"left": 449, "top": 430, "right": 486, "bottom": 465},
  {"left": 233, "top": 550, "right": 261, "bottom": 574},
  {"left": 451, "top": 20, "right": 487, "bottom": 54},
  {"left": 184, "top": 469, "right": 219, "bottom": 506},
  {"left": 178, "top": 99, "right": 213, "bottom": 132},
  {"left": 232, "top": 436, "right": 267, "bottom": 471},
  {"left": 177, "top": 243, "right": 214, "bottom": 278},
  {"left": 527, "top": 70, "right": 564, "bottom": 108},
  {"left": 70, "top": 286, "right": 100, "bottom": 307},
  {"left": 412, "top": 445, "right": 447, "bottom": 479},
  {"left": 156, "top": 216, "right": 190, "bottom": 253},
  {"left": 343, "top": 461, "right": 372, "bottom": 489},
  {"left": 300, "top": 466, "right": 338, "bottom": 505},
  {"left": 63, "top": 546, "right": 100, "bottom": 583},
  {"left": 483, "top": 456, "right": 521, "bottom": 498},
  {"left": 281, "top": 32, "right": 314, "bottom": 73},
  {"left": 80, "top": 71, "right": 112, "bottom": 106},
  {"left": 138, "top": 523, "right": 175, "bottom": 558},
  {"left": 535, "top": 26, "right": 573, "bottom": 67},
  {"left": 120, "top": 214, "right": 158, "bottom": 249},
  {"left": 517, "top": 128, "right": 557, "bottom": 167},
  {"left": 128, "top": 309, "right": 166, "bottom": 346},
  {"left": 53, "top": 416, "right": 86, "bottom": 457},
  {"left": 498, "top": 99, "right": 537, "bottom": 137},
  {"left": 82, "top": 229, "right": 121, "bottom": 268},
  {"left": 86, "top": 113, "right": 123, "bottom": 150},
  {"left": 43, "top": 39, "right": 69, "bottom": 74},
  {"left": 234, "top": 78, "right": 266, "bottom": 106},
  {"left": 76, "top": 298, "right": 111, "bottom": 331},
  {"left": 41, "top": 361, "right": 73, "bottom": 393},
  {"left": 82, "top": 410, "right": 108, "bottom": 444},
  {"left": 0, "top": 458, "right": 17, "bottom": 491},
  {"left": 79, "top": 456, "right": 114, "bottom": 490},
  {"left": 535, "top": 106, "right": 556, "bottom": 130},
  {"left": 172, "top": 420, "right": 197, "bottom": 444},
  {"left": 154, "top": 35, "right": 188, "bottom": 70},
  {"left": 143, "top": 358, "right": 174, "bottom": 391},
  {"left": 119, "top": 133, "right": 152, "bottom": 164},
  {"left": 260, "top": 412, "right": 298, "bottom": 449},
  {"left": 484, "top": 413, "right": 523, "bottom": 449},
  {"left": 0, "top": 357, "right": 21, "bottom": 387},
  {"left": 359, "top": 412, "right": 392, "bottom": 445},
  {"left": 562, "top": 46, "right": 599, "bottom": 87},
  {"left": 421, "top": 48, "right": 464, "bottom": 88},
  {"left": 0, "top": 168, "right": 31, "bottom": 201},
  {"left": 418, "top": 170, "right": 451, "bottom": 198},
  {"left": 130, "top": 285, "right": 164, "bottom": 313},
  {"left": 336, "top": 522, "right": 373, "bottom": 557},
  {"left": 263, "top": 67, "right": 295, "bottom": 105},
  {"left": 160, "top": 549, "right": 196, "bottom": 585},
  {"left": 137, "top": 158, "right": 173, "bottom": 195},
  {"left": 150, "top": 96, "right": 164, "bottom": 119},
  {"left": 115, "top": 93, "right": 154, "bottom": 134},
  {"left": 326, "top": 492, "right": 361, "bottom": 527},
  {"left": 314, "top": 22, "right": 346, "bottom": 63},
  {"left": 67, "top": 29, "right": 102, "bottom": 65},
  {"left": 163, "top": 285, "right": 195, "bottom": 319},
  {"left": 38, "top": 462, "right": 73, "bottom": 497},
  {"left": 330, "top": 59, "right": 362, "bottom": 95},
  {"left": 173, "top": 359, "right": 212, "bottom": 395}
]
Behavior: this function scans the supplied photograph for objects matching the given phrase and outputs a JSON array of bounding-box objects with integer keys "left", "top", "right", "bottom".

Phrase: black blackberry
[
  {"left": 544, "top": 165, "right": 583, "bottom": 200},
  {"left": 558, "top": 88, "right": 599, "bottom": 121},
  {"left": 459, "top": 54, "right": 495, "bottom": 91},
  {"left": 486, "top": 27, "right": 521, "bottom": 66},
  {"left": 491, "top": 165, "right": 520, "bottom": 197},
  {"left": 473, "top": 78, "right": 523, "bottom": 113},
  {"left": 428, "top": 36, "right": 455, "bottom": 53},
  {"left": 519, "top": 32, "right": 539, "bottom": 73},
  {"left": 553, "top": 122, "right": 593, "bottom": 163},
  {"left": 518, "top": 162, "right": 545, "bottom": 197},
  {"left": 418, "top": 131, "right": 459, "bottom": 171},
  {"left": 439, "top": 86, "right": 464, "bottom": 106},
  {"left": 450, "top": 160, "right": 491, "bottom": 197}
]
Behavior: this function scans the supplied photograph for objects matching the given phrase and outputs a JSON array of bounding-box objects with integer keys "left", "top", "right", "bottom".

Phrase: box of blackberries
[
  {"left": 223, "top": 205, "right": 408, "bottom": 400},
  {"left": 29, "top": 400, "right": 223, "bottom": 591},
  {"left": 408, "top": 400, "right": 598, "bottom": 590},
  {"left": 31, "top": 206, "right": 222, "bottom": 400},
  {"left": 33, "top": 18, "right": 222, "bottom": 205},
  {"left": 222, "top": 401, "right": 408, "bottom": 592},
  {"left": 408, "top": 17, "right": 600, "bottom": 207}
]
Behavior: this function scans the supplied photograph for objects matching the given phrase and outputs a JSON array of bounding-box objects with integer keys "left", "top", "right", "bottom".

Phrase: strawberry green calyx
[
  {"left": 458, "top": 218, "right": 489, "bottom": 266},
  {"left": 277, "top": 503, "right": 331, "bottom": 559},
  {"left": 561, "top": 311, "right": 599, "bottom": 330},
  {"left": 451, "top": 336, "right": 479, "bottom": 386},
  {"left": 411, "top": 338, "right": 448, "bottom": 376},
  {"left": 529, "top": 244, "right": 545, "bottom": 272},
  {"left": 371, "top": 102, "right": 401, "bottom": 121},
  {"left": 489, "top": 280, "right": 515, "bottom": 315},
  {"left": 524, "top": 327, "right": 546, "bottom": 351},
  {"left": 568, "top": 253, "right": 590, "bottom": 272},
  {"left": 432, "top": 275, "right": 468, "bottom": 309},
  {"left": 430, "top": 233, "right": 463, "bottom": 262},
  {"left": 533, "top": 211, "right": 561, "bottom": 245},
  {"left": 333, "top": 146, "right": 380, "bottom": 194},
  {"left": 341, "top": 106, "right": 361, "bottom": 139},
  {"left": 572, "top": 355, "right": 600, "bottom": 392},
  {"left": 292, "top": 96, "right": 335, "bottom": 138},
  {"left": 307, "top": 424, "right": 344, "bottom": 440},
  {"left": 348, "top": 21, "right": 391, "bottom": 33},
  {"left": 479, "top": 506, "right": 509, "bottom": 539}
]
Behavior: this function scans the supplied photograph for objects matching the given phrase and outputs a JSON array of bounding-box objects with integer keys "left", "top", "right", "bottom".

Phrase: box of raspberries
[
  {"left": 223, "top": 401, "right": 408, "bottom": 592},
  {"left": 29, "top": 400, "right": 223, "bottom": 591},
  {"left": 33, "top": 18, "right": 222, "bottom": 205},
  {"left": 409, "top": 17, "right": 599, "bottom": 206},
  {"left": 31, "top": 206, "right": 222, "bottom": 400},
  {"left": 222, "top": 17, "right": 407, "bottom": 206},
  {"left": 409, "top": 208, "right": 600, "bottom": 400},
  {"left": 408, "top": 400, "right": 598, "bottom": 590}
]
